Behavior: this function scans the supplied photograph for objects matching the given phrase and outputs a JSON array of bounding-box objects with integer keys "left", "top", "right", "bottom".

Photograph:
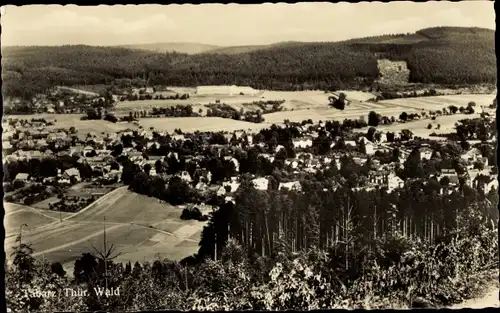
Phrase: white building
[
  {"left": 293, "top": 138, "right": 313, "bottom": 149},
  {"left": 179, "top": 171, "right": 192, "bottom": 183},
  {"left": 359, "top": 137, "right": 375, "bottom": 155},
  {"left": 279, "top": 181, "right": 302, "bottom": 192},
  {"left": 420, "top": 147, "right": 434, "bottom": 161},
  {"left": 196, "top": 85, "right": 260, "bottom": 96},
  {"left": 222, "top": 181, "right": 241, "bottom": 193},
  {"left": 252, "top": 177, "right": 269, "bottom": 191},
  {"left": 224, "top": 156, "right": 240, "bottom": 172}
]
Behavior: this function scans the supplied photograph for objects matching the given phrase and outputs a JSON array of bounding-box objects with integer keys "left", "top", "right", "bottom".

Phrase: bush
[
  {"left": 368, "top": 111, "right": 380, "bottom": 127},
  {"left": 181, "top": 206, "right": 203, "bottom": 221},
  {"left": 103, "top": 113, "right": 118, "bottom": 123}
]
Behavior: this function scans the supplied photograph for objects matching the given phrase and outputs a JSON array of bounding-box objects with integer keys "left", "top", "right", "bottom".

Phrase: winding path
[{"left": 450, "top": 274, "right": 499, "bottom": 309}]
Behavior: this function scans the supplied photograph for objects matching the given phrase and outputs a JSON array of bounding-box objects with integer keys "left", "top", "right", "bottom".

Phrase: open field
[
  {"left": 31, "top": 182, "right": 122, "bottom": 210},
  {"left": 114, "top": 99, "right": 196, "bottom": 112},
  {"left": 32, "top": 196, "right": 61, "bottom": 210},
  {"left": 4, "top": 93, "right": 493, "bottom": 137},
  {"left": 45, "top": 117, "right": 138, "bottom": 134},
  {"left": 264, "top": 93, "right": 495, "bottom": 125},
  {"left": 4, "top": 187, "right": 208, "bottom": 267},
  {"left": 114, "top": 90, "right": 376, "bottom": 115},
  {"left": 378, "top": 94, "right": 495, "bottom": 111},
  {"left": 138, "top": 116, "right": 268, "bottom": 133},
  {"left": 4, "top": 202, "right": 73, "bottom": 237},
  {"left": 3, "top": 114, "right": 139, "bottom": 135},
  {"left": 56, "top": 86, "right": 99, "bottom": 97},
  {"left": 354, "top": 112, "right": 484, "bottom": 139},
  {"left": 114, "top": 93, "right": 266, "bottom": 115}
]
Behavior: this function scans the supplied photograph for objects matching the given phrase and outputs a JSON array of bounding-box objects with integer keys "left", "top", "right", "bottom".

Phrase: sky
[{"left": 0, "top": 2, "right": 495, "bottom": 47}]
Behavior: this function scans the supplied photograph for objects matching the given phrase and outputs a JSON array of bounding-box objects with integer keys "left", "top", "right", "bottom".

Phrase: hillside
[
  {"left": 4, "top": 202, "right": 74, "bottom": 237},
  {"left": 120, "top": 42, "right": 220, "bottom": 54},
  {"left": 2, "top": 27, "right": 495, "bottom": 100},
  {"left": 4, "top": 187, "right": 208, "bottom": 267},
  {"left": 206, "top": 41, "right": 305, "bottom": 54}
]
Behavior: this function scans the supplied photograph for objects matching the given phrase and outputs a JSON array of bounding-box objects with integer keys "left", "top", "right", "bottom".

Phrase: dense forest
[{"left": 2, "top": 27, "right": 495, "bottom": 100}]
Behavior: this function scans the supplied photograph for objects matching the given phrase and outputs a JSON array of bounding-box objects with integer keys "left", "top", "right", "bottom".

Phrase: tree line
[{"left": 2, "top": 27, "right": 494, "bottom": 100}]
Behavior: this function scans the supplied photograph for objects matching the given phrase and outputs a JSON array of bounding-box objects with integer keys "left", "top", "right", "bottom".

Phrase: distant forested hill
[
  {"left": 119, "top": 42, "right": 220, "bottom": 54},
  {"left": 2, "top": 27, "right": 495, "bottom": 100}
]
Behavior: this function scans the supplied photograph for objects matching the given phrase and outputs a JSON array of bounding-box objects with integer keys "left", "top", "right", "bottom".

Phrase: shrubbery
[
  {"left": 5, "top": 219, "right": 497, "bottom": 311},
  {"left": 48, "top": 195, "right": 96, "bottom": 212},
  {"left": 181, "top": 206, "right": 209, "bottom": 221},
  {"left": 206, "top": 103, "right": 264, "bottom": 123}
]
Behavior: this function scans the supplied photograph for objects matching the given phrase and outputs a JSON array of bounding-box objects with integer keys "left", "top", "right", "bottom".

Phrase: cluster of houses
[{"left": 3, "top": 114, "right": 497, "bottom": 209}]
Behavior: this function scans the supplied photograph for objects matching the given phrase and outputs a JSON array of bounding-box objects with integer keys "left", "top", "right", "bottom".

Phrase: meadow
[
  {"left": 5, "top": 92, "right": 493, "bottom": 138},
  {"left": 138, "top": 116, "right": 267, "bottom": 133},
  {"left": 4, "top": 187, "right": 208, "bottom": 270},
  {"left": 4, "top": 202, "right": 65, "bottom": 237},
  {"left": 3, "top": 113, "right": 139, "bottom": 135}
]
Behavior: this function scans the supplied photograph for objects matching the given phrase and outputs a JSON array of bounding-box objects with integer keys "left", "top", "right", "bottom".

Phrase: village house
[
  {"left": 195, "top": 182, "right": 210, "bottom": 193},
  {"left": 209, "top": 185, "right": 227, "bottom": 197},
  {"left": 43, "top": 177, "right": 56, "bottom": 184},
  {"left": 179, "top": 171, "right": 192, "bottom": 183},
  {"left": 18, "top": 150, "right": 44, "bottom": 160},
  {"left": 252, "top": 177, "right": 269, "bottom": 191},
  {"left": 167, "top": 151, "right": 179, "bottom": 160},
  {"left": 225, "top": 196, "right": 236, "bottom": 204},
  {"left": 146, "top": 141, "right": 161, "bottom": 150},
  {"left": 122, "top": 147, "right": 134, "bottom": 155},
  {"left": 224, "top": 156, "right": 240, "bottom": 172},
  {"left": 259, "top": 154, "right": 275, "bottom": 163},
  {"left": 17, "top": 139, "right": 36, "bottom": 150},
  {"left": 3, "top": 141, "right": 13, "bottom": 154},
  {"left": 359, "top": 137, "right": 375, "bottom": 155},
  {"left": 83, "top": 145, "right": 95, "bottom": 155},
  {"left": 461, "top": 147, "right": 483, "bottom": 163},
  {"left": 285, "top": 159, "right": 299, "bottom": 169},
  {"left": 194, "top": 168, "right": 212, "bottom": 184},
  {"left": 14, "top": 173, "right": 30, "bottom": 181},
  {"left": 46, "top": 103, "right": 56, "bottom": 113},
  {"left": 472, "top": 175, "right": 498, "bottom": 194},
  {"left": 345, "top": 140, "right": 357, "bottom": 147},
  {"left": 367, "top": 170, "right": 405, "bottom": 191},
  {"left": 292, "top": 138, "right": 313, "bottom": 149},
  {"left": 419, "top": 147, "right": 434, "bottom": 160},
  {"left": 436, "top": 169, "right": 461, "bottom": 193},
  {"left": 222, "top": 180, "right": 240, "bottom": 193},
  {"left": 35, "top": 139, "right": 48, "bottom": 150},
  {"left": 353, "top": 156, "right": 368, "bottom": 165},
  {"left": 279, "top": 181, "right": 302, "bottom": 192},
  {"left": 62, "top": 168, "right": 81, "bottom": 182},
  {"left": 479, "top": 157, "right": 489, "bottom": 167},
  {"left": 105, "top": 170, "right": 122, "bottom": 181},
  {"left": 172, "top": 134, "right": 185, "bottom": 141}
]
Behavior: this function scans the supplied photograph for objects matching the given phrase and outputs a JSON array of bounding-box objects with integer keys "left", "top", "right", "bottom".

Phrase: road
[{"left": 450, "top": 282, "right": 499, "bottom": 309}]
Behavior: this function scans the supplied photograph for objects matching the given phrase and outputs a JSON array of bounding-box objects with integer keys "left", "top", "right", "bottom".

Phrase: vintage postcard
[{"left": 2, "top": 2, "right": 498, "bottom": 311}]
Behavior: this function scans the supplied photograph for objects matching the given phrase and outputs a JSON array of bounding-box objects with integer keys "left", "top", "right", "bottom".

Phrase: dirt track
[
  {"left": 450, "top": 274, "right": 499, "bottom": 309},
  {"left": 451, "top": 287, "right": 499, "bottom": 309}
]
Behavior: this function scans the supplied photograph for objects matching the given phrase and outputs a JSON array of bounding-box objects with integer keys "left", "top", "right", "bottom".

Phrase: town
[{"left": 3, "top": 2, "right": 498, "bottom": 312}]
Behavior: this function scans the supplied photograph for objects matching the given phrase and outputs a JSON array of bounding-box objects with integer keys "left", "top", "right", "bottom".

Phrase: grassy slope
[
  {"left": 4, "top": 203, "right": 60, "bottom": 237},
  {"left": 4, "top": 188, "right": 208, "bottom": 266}
]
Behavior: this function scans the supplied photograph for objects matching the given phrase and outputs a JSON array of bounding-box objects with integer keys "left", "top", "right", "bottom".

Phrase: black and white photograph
[{"left": 1, "top": 2, "right": 498, "bottom": 312}]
